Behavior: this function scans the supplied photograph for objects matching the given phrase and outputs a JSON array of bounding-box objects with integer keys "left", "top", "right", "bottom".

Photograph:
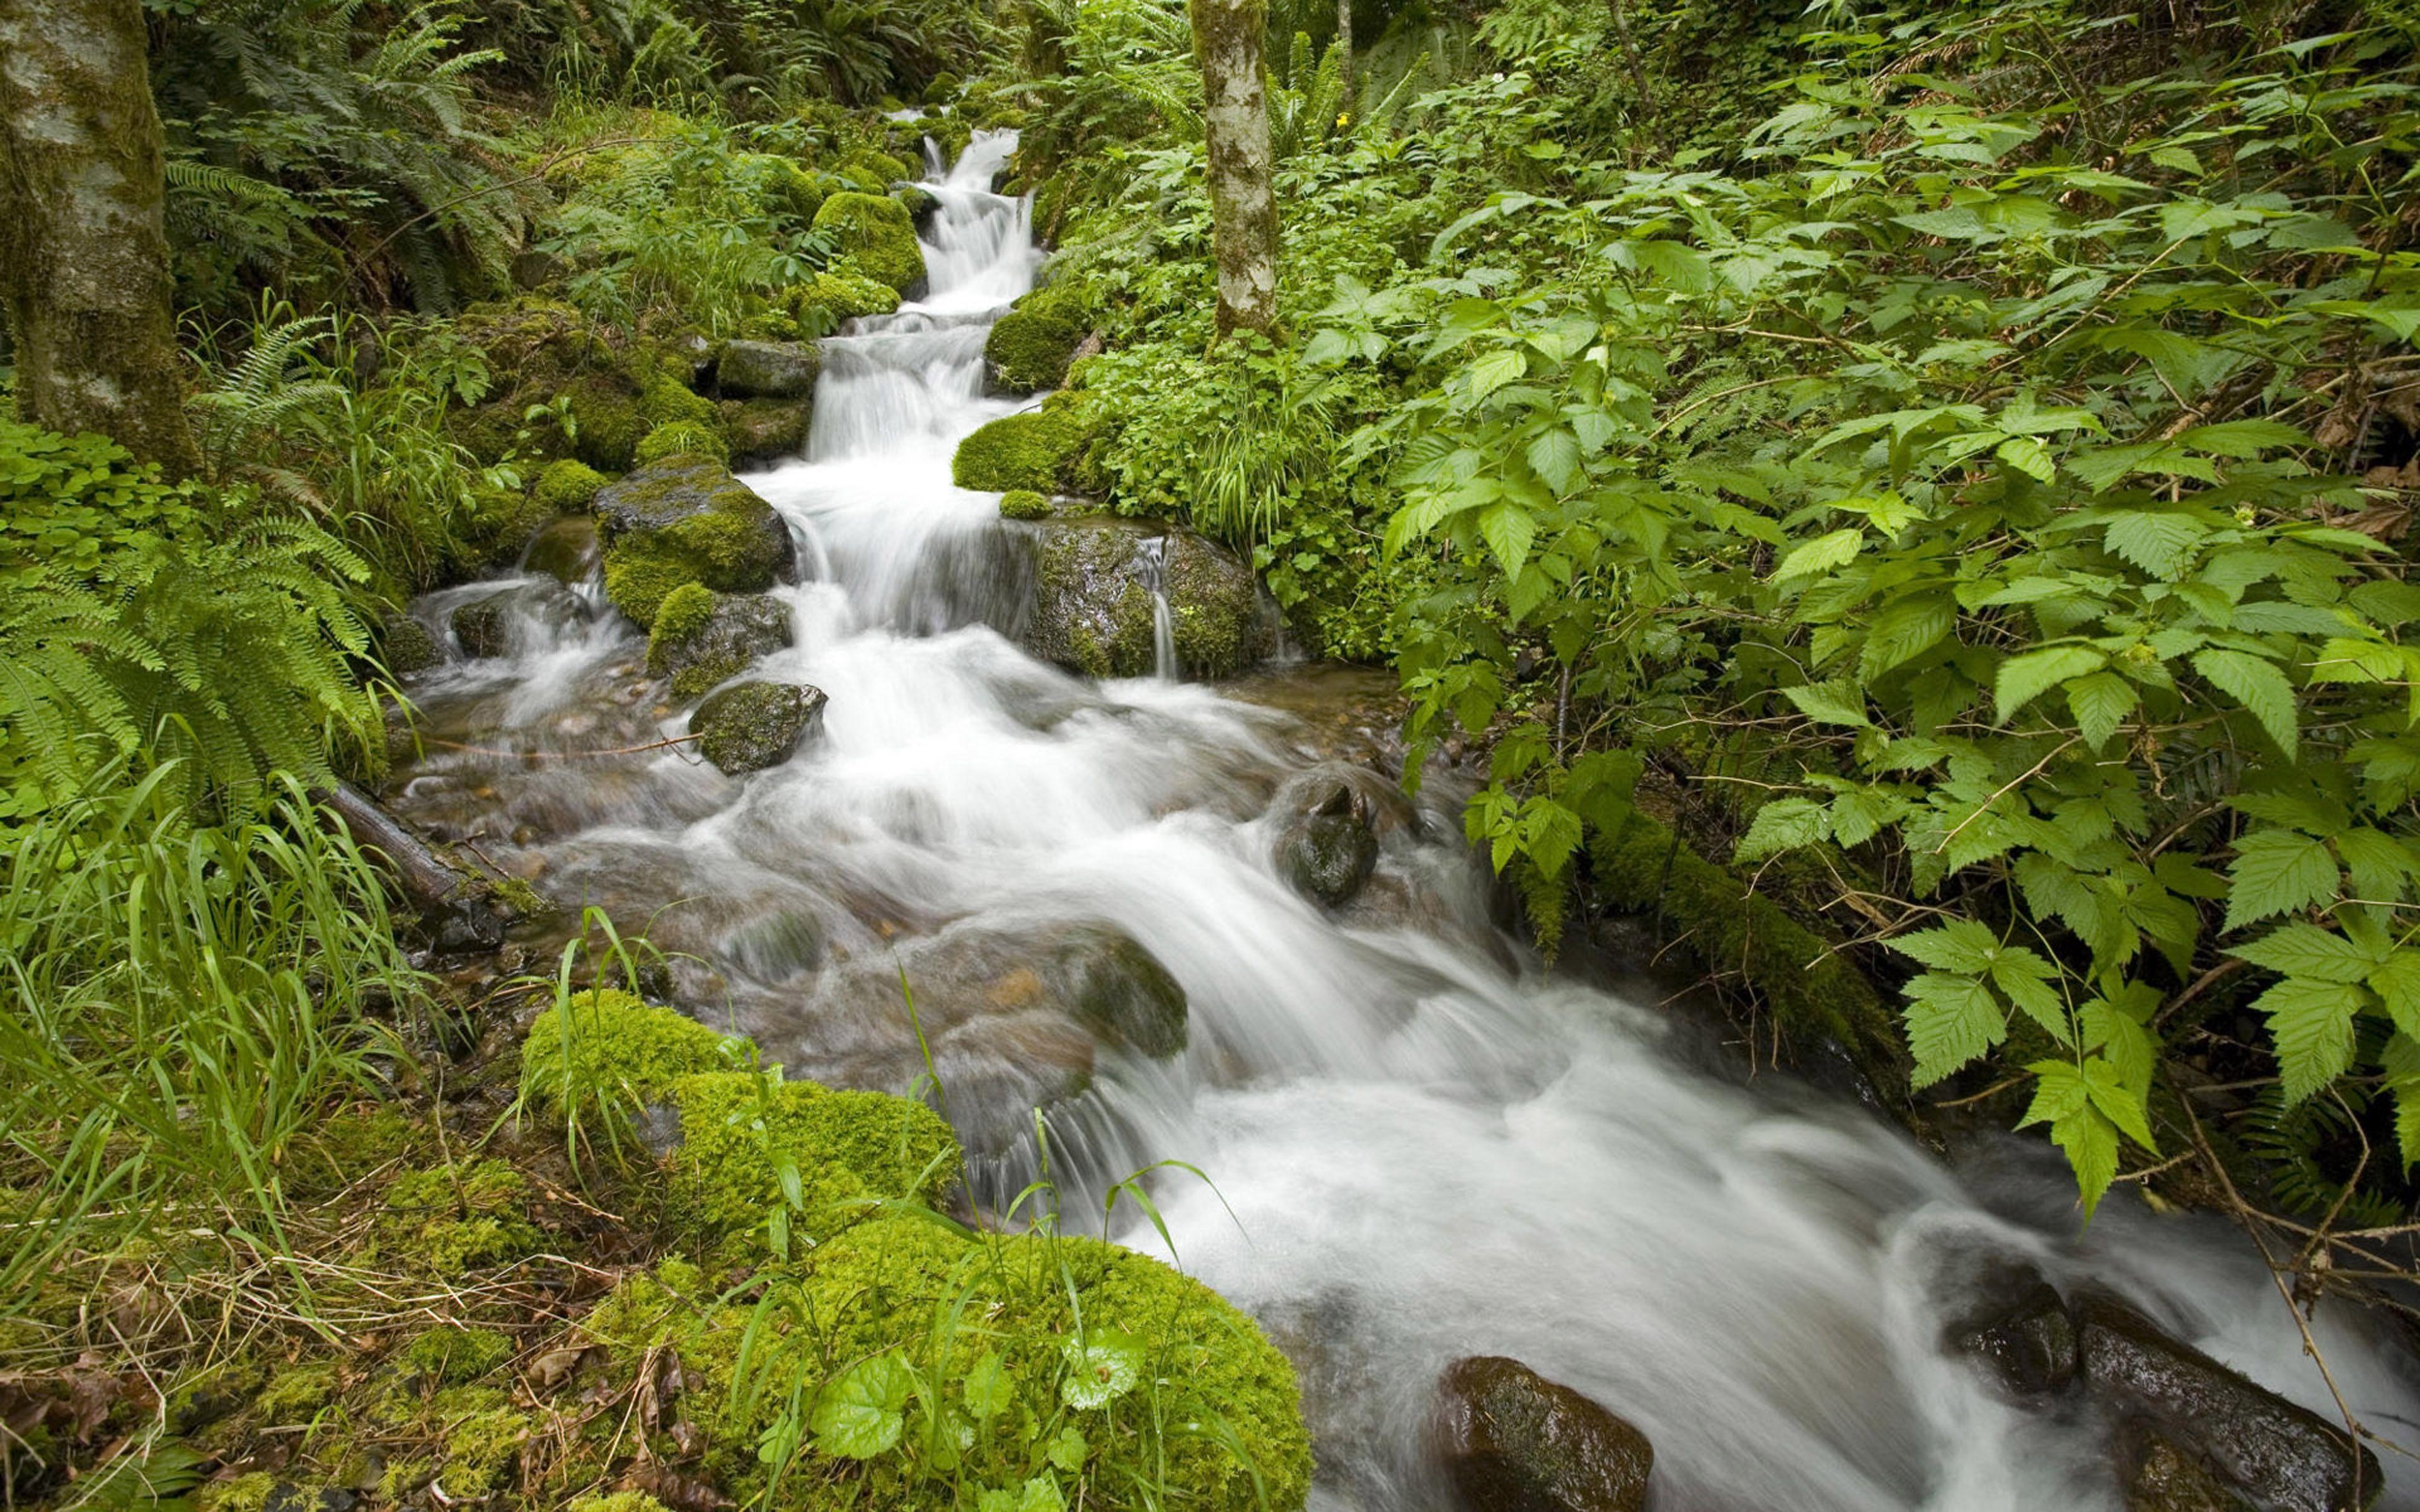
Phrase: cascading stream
[{"left": 389, "top": 135, "right": 2420, "bottom": 1511}]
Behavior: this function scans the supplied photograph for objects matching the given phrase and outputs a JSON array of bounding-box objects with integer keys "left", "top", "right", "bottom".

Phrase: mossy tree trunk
[
  {"left": 1189, "top": 0, "right": 1279, "bottom": 339},
  {"left": 1335, "top": 0, "right": 1353, "bottom": 111},
  {"left": 0, "top": 0, "right": 200, "bottom": 476}
]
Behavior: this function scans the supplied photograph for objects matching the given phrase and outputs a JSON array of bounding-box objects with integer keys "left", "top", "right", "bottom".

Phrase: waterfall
[
  {"left": 1139, "top": 535, "right": 1177, "bottom": 680},
  {"left": 385, "top": 135, "right": 2420, "bottom": 1512}
]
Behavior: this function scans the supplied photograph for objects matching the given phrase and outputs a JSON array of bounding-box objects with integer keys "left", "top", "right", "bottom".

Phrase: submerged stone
[
  {"left": 1273, "top": 772, "right": 1381, "bottom": 909},
  {"left": 688, "top": 680, "right": 825, "bottom": 775},
  {"left": 449, "top": 578, "right": 583, "bottom": 660},
  {"left": 521, "top": 515, "right": 601, "bottom": 585},
  {"left": 1944, "top": 1257, "right": 2078, "bottom": 1399},
  {"left": 1433, "top": 1355, "right": 1653, "bottom": 1512}
]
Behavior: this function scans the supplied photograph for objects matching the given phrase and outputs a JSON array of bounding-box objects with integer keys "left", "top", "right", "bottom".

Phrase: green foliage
[
  {"left": 0, "top": 421, "right": 380, "bottom": 815},
  {"left": 635, "top": 418, "right": 732, "bottom": 466},
  {"left": 811, "top": 192, "right": 927, "bottom": 294}
]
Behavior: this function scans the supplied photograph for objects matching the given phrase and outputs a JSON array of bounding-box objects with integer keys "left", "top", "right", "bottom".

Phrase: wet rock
[
  {"left": 1056, "top": 925, "right": 1189, "bottom": 1058},
  {"left": 647, "top": 590, "right": 793, "bottom": 699},
  {"left": 1433, "top": 1355, "right": 1653, "bottom": 1512},
  {"left": 592, "top": 457, "right": 797, "bottom": 627},
  {"left": 1945, "top": 1258, "right": 2077, "bottom": 1399},
  {"left": 379, "top": 610, "right": 444, "bottom": 675},
  {"left": 448, "top": 578, "right": 584, "bottom": 660},
  {"left": 717, "top": 339, "right": 822, "bottom": 399},
  {"left": 2125, "top": 1428, "right": 2256, "bottom": 1512},
  {"left": 722, "top": 396, "right": 814, "bottom": 466},
  {"left": 1274, "top": 773, "right": 1380, "bottom": 908},
  {"left": 521, "top": 515, "right": 601, "bottom": 585},
  {"left": 689, "top": 680, "right": 826, "bottom": 775},
  {"left": 1016, "top": 517, "right": 1273, "bottom": 680},
  {"left": 2078, "top": 1295, "right": 2379, "bottom": 1512}
]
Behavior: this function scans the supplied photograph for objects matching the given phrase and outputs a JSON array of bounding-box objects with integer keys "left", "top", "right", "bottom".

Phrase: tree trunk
[
  {"left": 1189, "top": 0, "right": 1279, "bottom": 340},
  {"left": 1335, "top": 0, "right": 1354, "bottom": 115},
  {"left": 0, "top": 0, "right": 199, "bottom": 476}
]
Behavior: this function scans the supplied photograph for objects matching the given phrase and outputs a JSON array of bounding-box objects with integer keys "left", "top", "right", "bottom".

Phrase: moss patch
[
  {"left": 634, "top": 420, "right": 730, "bottom": 467},
  {"left": 378, "top": 1159, "right": 543, "bottom": 1273},
  {"left": 520, "top": 988, "right": 740, "bottom": 1113},
  {"left": 810, "top": 192, "right": 925, "bottom": 295},
  {"left": 535, "top": 459, "right": 609, "bottom": 513},
  {"left": 986, "top": 286, "right": 1089, "bottom": 394},
  {"left": 790, "top": 266, "right": 899, "bottom": 332},
  {"left": 951, "top": 394, "right": 1103, "bottom": 495},
  {"left": 998, "top": 488, "right": 1052, "bottom": 521}
]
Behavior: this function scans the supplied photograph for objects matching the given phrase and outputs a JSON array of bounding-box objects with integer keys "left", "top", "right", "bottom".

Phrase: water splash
[{"left": 1139, "top": 535, "right": 1177, "bottom": 680}]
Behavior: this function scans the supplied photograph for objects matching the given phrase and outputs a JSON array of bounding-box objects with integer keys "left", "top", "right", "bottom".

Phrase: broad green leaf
[
  {"left": 1464, "top": 348, "right": 1528, "bottom": 401},
  {"left": 1061, "top": 1331, "right": 1145, "bottom": 1410},
  {"left": 962, "top": 1351, "right": 1012, "bottom": 1422},
  {"left": 2177, "top": 418, "right": 2307, "bottom": 457},
  {"left": 2382, "top": 1033, "right": 2420, "bottom": 1169},
  {"left": 2102, "top": 512, "right": 2207, "bottom": 580},
  {"left": 2256, "top": 976, "right": 2365, "bottom": 1104},
  {"left": 2191, "top": 650, "right": 2298, "bottom": 757},
  {"left": 2020, "top": 1062, "right": 2121, "bottom": 1217},
  {"left": 812, "top": 1351, "right": 913, "bottom": 1460},
  {"left": 1996, "top": 645, "right": 2106, "bottom": 723},
  {"left": 1995, "top": 435, "right": 2055, "bottom": 483},
  {"left": 1905, "top": 971, "right": 2006, "bottom": 1086},
  {"left": 1477, "top": 502, "right": 1536, "bottom": 578},
  {"left": 2081, "top": 1053, "right": 2158, "bottom": 1151},
  {"left": 1020, "top": 1476, "right": 1068, "bottom": 1512},
  {"left": 2066, "top": 672, "right": 2138, "bottom": 751},
  {"left": 2223, "top": 830, "right": 2339, "bottom": 932},
  {"left": 1781, "top": 681, "right": 1871, "bottom": 728},
  {"left": 1991, "top": 949, "right": 2071, "bottom": 1042},
  {"left": 1734, "top": 796, "right": 1829, "bottom": 862},
  {"left": 2232, "top": 923, "right": 2377, "bottom": 984},
  {"left": 1526, "top": 428, "right": 1584, "bottom": 495},
  {"left": 1047, "top": 1425, "right": 1088, "bottom": 1474},
  {"left": 1862, "top": 594, "right": 1955, "bottom": 679},
  {"left": 1773, "top": 528, "right": 1865, "bottom": 583},
  {"left": 2370, "top": 950, "right": 2420, "bottom": 1040},
  {"left": 1888, "top": 920, "right": 1999, "bottom": 974}
]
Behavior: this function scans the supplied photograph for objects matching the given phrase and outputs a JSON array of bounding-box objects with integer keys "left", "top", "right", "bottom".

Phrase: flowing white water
[{"left": 389, "top": 135, "right": 2420, "bottom": 1511}]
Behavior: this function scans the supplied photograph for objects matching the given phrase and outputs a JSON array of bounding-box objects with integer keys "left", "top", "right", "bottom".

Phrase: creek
[{"left": 388, "top": 133, "right": 2420, "bottom": 1512}]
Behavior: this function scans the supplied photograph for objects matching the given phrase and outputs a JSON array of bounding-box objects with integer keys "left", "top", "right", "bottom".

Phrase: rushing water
[{"left": 390, "top": 134, "right": 2420, "bottom": 1511}]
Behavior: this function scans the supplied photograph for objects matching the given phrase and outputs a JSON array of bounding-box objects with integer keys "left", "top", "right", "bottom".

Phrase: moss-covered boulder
[
  {"left": 378, "top": 610, "right": 445, "bottom": 676},
  {"left": 951, "top": 392, "right": 1103, "bottom": 495},
  {"left": 716, "top": 339, "right": 822, "bottom": 400},
  {"left": 592, "top": 459, "right": 797, "bottom": 627},
  {"left": 896, "top": 183, "right": 940, "bottom": 229},
  {"left": 455, "top": 484, "right": 556, "bottom": 571},
  {"left": 1434, "top": 1356, "right": 1654, "bottom": 1512},
  {"left": 582, "top": 1218, "right": 1311, "bottom": 1512},
  {"left": 534, "top": 458, "right": 608, "bottom": 513},
  {"left": 720, "top": 397, "right": 813, "bottom": 466},
  {"left": 998, "top": 488, "right": 1052, "bottom": 521},
  {"left": 985, "top": 291, "right": 1088, "bottom": 395},
  {"left": 790, "top": 266, "right": 899, "bottom": 334},
  {"left": 812, "top": 192, "right": 926, "bottom": 296},
  {"left": 689, "top": 679, "right": 825, "bottom": 774},
  {"left": 1017, "top": 517, "right": 1272, "bottom": 680},
  {"left": 647, "top": 587, "right": 793, "bottom": 699}
]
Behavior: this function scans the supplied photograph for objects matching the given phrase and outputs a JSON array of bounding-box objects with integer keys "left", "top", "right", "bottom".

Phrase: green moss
[
  {"left": 578, "top": 1217, "right": 1310, "bottom": 1511},
  {"left": 998, "top": 488, "right": 1052, "bottom": 521},
  {"left": 381, "top": 1159, "right": 542, "bottom": 1274},
  {"left": 661, "top": 1072, "right": 957, "bottom": 1245},
  {"left": 456, "top": 484, "right": 555, "bottom": 569},
  {"left": 650, "top": 582, "right": 717, "bottom": 648},
  {"left": 196, "top": 1471, "right": 276, "bottom": 1512},
  {"left": 760, "top": 157, "right": 828, "bottom": 227},
  {"left": 535, "top": 459, "right": 609, "bottom": 513},
  {"left": 521, "top": 989, "right": 739, "bottom": 1114},
  {"left": 1588, "top": 808, "right": 1906, "bottom": 1091},
  {"left": 792, "top": 265, "right": 900, "bottom": 327},
  {"left": 568, "top": 1496, "right": 672, "bottom": 1512},
  {"left": 401, "top": 1327, "right": 512, "bottom": 1385},
  {"left": 951, "top": 395, "right": 1103, "bottom": 495},
  {"left": 640, "top": 370, "right": 720, "bottom": 430},
  {"left": 634, "top": 420, "right": 730, "bottom": 467},
  {"left": 601, "top": 549, "right": 692, "bottom": 629},
  {"left": 986, "top": 297, "right": 1087, "bottom": 394},
  {"left": 432, "top": 1385, "right": 531, "bottom": 1496},
  {"left": 569, "top": 377, "right": 648, "bottom": 472},
  {"left": 835, "top": 149, "right": 913, "bottom": 191},
  {"left": 811, "top": 192, "right": 925, "bottom": 295},
  {"left": 256, "top": 1363, "right": 340, "bottom": 1423},
  {"left": 595, "top": 461, "right": 792, "bottom": 627}
]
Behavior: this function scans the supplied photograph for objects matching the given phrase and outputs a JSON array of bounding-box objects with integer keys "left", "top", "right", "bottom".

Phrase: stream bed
[{"left": 387, "top": 132, "right": 2420, "bottom": 1512}]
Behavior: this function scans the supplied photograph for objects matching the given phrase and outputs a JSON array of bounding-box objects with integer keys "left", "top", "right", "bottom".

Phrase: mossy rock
[
  {"left": 810, "top": 192, "right": 925, "bottom": 297},
  {"left": 579, "top": 1216, "right": 1311, "bottom": 1511},
  {"left": 834, "top": 148, "right": 914, "bottom": 192},
  {"left": 522, "top": 515, "right": 602, "bottom": 584},
  {"left": 896, "top": 183, "right": 940, "bottom": 229},
  {"left": 985, "top": 294, "right": 1087, "bottom": 395},
  {"left": 1020, "top": 518, "right": 1272, "bottom": 681},
  {"left": 715, "top": 338, "right": 822, "bottom": 400},
  {"left": 377, "top": 610, "right": 444, "bottom": 676},
  {"left": 534, "top": 459, "right": 609, "bottom": 513},
  {"left": 634, "top": 420, "right": 731, "bottom": 467},
  {"left": 720, "top": 397, "right": 813, "bottom": 466},
  {"left": 646, "top": 588, "right": 793, "bottom": 699},
  {"left": 456, "top": 484, "right": 556, "bottom": 571},
  {"left": 998, "top": 488, "right": 1052, "bottom": 521},
  {"left": 950, "top": 394, "right": 1103, "bottom": 495},
  {"left": 689, "top": 679, "right": 826, "bottom": 774},
  {"left": 521, "top": 988, "right": 740, "bottom": 1109},
  {"left": 789, "top": 266, "right": 899, "bottom": 333},
  {"left": 592, "top": 459, "right": 795, "bottom": 628}
]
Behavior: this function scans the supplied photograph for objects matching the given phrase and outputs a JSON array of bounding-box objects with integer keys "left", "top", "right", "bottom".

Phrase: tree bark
[
  {"left": 0, "top": 0, "right": 199, "bottom": 476},
  {"left": 1335, "top": 0, "right": 1353, "bottom": 115},
  {"left": 1189, "top": 0, "right": 1279, "bottom": 340}
]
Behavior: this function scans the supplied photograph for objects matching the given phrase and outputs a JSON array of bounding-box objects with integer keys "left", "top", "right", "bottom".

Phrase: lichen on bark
[
  {"left": 1188, "top": 0, "right": 1280, "bottom": 338},
  {"left": 0, "top": 0, "right": 200, "bottom": 474}
]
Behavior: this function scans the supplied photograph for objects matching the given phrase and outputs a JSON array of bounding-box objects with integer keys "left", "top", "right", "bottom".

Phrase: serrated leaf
[
  {"left": 1991, "top": 949, "right": 2071, "bottom": 1043},
  {"left": 2192, "top": 648, "right": 2298, "bottom": 757},
  {"left": 2370, "top": 950, "right": 2420, "bottom": 1040},
  {"left": 1020, "top": 1476, "right": 1068, "bottom": 1512},
  {"left": 2066, "top": 672, "right": 2138, "bottom": 751},
  {"left": 1526, "top": 428, "right": 1584, "bottom": 495},
  {"left": 1904, "top": 971, "right": 2006, "bottom": 1086},
  {"left": 1477, "top": 502, "right": 1536, "bottom": 578},
  {"left": 1889, "top": 920, "right": 2000, "bottom": 973},
  {"left": 1773, "top": 528, "right": 1864, "bottom": 583},
  {"left": 1780, "top": 681, "right": 1870, "bottom": 728},
  {"left": 1734, "top": 796, "right": 1829, "bottom": 862},
  {"left": 2382, "top": 1033, "right": 2420, "bottom": 1169},
  {"left": 2231, "top": 922, "right": 2377, "bottom": 983},
  {"left": 1862, "top": 594, "right": 1955, "bottom": 679},
  {"left": 2103, "top": 512, "right": 2208, "bottom": 580},
  {"left": 1996, "top": 644, "right": 2106, "bottom": 723},
  {"left": 2256, "top": 976, "right": 2365, "bottom": 1104},
  {"left": 812, "top": 1352, "right": 913, "bottom": 1460},
  {"left": 2177, "top": 418, "right": 2307, "bottom": 458},
  {"left": 1464, "top": 348, "right": 1528, "bottom": 400},
  {"left": 2020, "top": 1062, "right": 2121, "bottom": 1216},
  {"left": 1047, "top": 1425, "right": 1087, "bottom": 1473},
  {"left": 2223, "top": 830, "right": 2339, "bottom": 932},
  {"left": 1995, "top": 435, "right": 2056, "bottom": 482},
  {"left": 2082, "top": 1053, "right": 2158, "bottom": 1151}
]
